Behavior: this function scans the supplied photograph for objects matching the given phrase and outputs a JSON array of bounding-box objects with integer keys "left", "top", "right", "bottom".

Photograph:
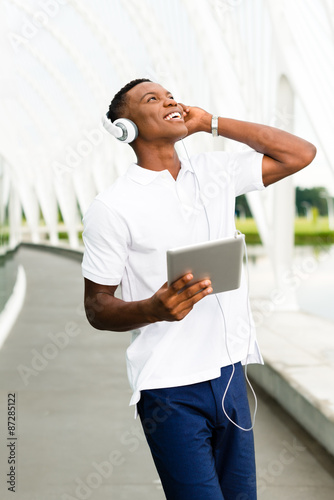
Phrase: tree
[{"left": 295, "top": 187, "right": 329, "bottom": 216}]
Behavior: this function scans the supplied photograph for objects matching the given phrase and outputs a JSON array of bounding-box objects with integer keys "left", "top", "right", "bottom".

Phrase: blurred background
[
  {"left": 0, "top": 0, "right": 333, "bottom": 250},
  {"left": 0, "top": 1, "right": 334, "bottom": 498},
  {"left": 1, "top": 0, "right": 334, "bottom": 300}
]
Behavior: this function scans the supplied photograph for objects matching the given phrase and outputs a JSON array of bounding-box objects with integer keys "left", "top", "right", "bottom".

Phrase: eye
[{"left": 148, "top": 96, "right": 157, "bottom": 102}]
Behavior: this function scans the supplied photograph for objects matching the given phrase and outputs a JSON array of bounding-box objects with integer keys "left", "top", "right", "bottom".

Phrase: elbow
[
  {"left": 84, "top": 303, "right": 106, "bottom": 331},
  {"left": 300, "top": 142, "right": 317, "bottom": 169},
  {"left": 84, "top": 303, "right": 123, "bottom": 332},
  {"left": 85, "top": 312, "right": 103, "bottom": 331},
  {"left": 288, "top": 142, "right": 317, "bottom": 174}
]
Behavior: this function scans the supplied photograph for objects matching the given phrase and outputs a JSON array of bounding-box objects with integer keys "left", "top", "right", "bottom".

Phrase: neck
[{"left": 134, "top": 143, "right": 181, "bottom": 180}]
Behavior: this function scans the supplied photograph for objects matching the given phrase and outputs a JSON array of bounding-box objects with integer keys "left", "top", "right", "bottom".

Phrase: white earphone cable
[{"left": 181, "top": 140, "right": 257, "bottom": 431}]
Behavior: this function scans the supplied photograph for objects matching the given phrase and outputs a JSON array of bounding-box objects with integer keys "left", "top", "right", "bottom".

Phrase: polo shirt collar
[{"left": 126, "top": 158, "right": 194, "bottom": 186}]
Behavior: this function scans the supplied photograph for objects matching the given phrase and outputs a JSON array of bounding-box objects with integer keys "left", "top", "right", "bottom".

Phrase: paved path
[
  {"left": 247, "top": 248, "right": 334, "bottom": 456},
  {"left": 0, "top": 246, "right": 333, "bottom": 499}
]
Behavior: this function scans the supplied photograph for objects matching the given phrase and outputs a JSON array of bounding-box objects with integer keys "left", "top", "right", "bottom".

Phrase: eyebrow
[{"left": 139, "top": 90, "right": 172, "bottom": 102}]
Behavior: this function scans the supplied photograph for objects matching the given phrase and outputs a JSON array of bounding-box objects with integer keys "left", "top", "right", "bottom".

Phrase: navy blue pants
[{"left": 137, "top": 363, "right": 257, "bottom": 500}]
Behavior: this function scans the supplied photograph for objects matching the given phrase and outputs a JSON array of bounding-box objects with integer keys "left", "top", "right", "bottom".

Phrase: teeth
[{"left": 164, "top": 112, "right": 181, "bottom": 121}]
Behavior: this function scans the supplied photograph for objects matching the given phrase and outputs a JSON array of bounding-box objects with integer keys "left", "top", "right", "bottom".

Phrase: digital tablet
[{"left": 167, "top": 233, "right": 244, "bottom": 294}]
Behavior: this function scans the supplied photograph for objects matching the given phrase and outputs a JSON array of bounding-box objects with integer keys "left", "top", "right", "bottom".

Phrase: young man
[{"left": 81, "top": 78, "right": 316, "bottom": 499}]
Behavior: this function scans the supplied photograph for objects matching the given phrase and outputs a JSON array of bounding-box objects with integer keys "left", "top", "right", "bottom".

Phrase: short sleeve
[
  {"left": 81, "top": 199, "right": 130, "bottom": 286},
  {"left": 230, "top": 149, "right": 265, "bottom": 196}
]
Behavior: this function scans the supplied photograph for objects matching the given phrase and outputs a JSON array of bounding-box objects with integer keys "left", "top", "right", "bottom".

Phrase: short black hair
[{"left": 107, "top": 78, "right": 152, "bottom": 122}]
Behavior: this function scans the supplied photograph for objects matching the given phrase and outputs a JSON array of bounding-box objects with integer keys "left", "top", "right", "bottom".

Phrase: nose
[{"left": 163, "top": 96, "right": 177, "bottom": 107}]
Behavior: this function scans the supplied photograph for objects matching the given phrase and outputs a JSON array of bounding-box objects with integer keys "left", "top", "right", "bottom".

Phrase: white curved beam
[
  {"left": 8, "top": 0, "right": 110, "bottom": 108},
  {"left": 267, "top": 0, "right": 334, "bottom": 179},
  {"left": 17, "top": 67, "right": 65, "bottom": 132},
  {"left": 66, "top": 0, "right": 135, "bottom": 83},
  {"left": 123, "top": 0, "right": 192, "bottom": 91}
]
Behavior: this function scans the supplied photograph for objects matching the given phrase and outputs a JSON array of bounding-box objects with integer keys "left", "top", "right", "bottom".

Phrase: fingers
[
  {"left": 177, "top": 279, "right": 213, "bottom": 307},
  {"left": 154, "top": 275, "right": 213, "bottom": 323},
  {"left": 169, "top": 273, "right": 194, "bottom": 293},
  {"left": 179, "top": 102, "right": 190, "bottom": 117},
  {"left": 171, "top": 279, "right": 213, "bottom": 321},
  {"left": 170, "top": 274, "right": 213, "bottom": 305}
]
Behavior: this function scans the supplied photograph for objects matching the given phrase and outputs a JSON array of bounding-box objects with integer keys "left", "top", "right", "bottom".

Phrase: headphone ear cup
[{"left": 113, "top": 118, "right": 138, "bottom": 143}]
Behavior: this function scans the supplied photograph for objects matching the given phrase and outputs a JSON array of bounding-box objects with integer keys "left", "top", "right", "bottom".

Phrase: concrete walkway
[
  {"left": 0, "top": 245, "right": 333, "bottom": 499},
  {"left": 246, "top": 248, "right": 334, "bottom": 457}
]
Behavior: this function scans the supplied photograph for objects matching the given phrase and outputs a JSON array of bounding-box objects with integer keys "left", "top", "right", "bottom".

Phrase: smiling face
[{"left": 123, "top": 82, "right": 188, "bottom": 144}]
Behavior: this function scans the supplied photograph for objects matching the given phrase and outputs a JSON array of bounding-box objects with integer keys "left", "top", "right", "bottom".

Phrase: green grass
[
  {"left": 63, "top": 217, "right": 334, "bottom": 246},
  {"left": 236, "top": 216, "right": 334, "bottom": 245},
  {"left": 294, "top": 216, "right": 331, "bottom": 233},
  {"left": 1, "top": 217, "right": 334, "bottom": 247}
]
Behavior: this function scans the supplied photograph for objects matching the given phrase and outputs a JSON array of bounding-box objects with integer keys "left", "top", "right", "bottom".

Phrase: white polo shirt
[{"left": 82, "top": 149, "right": 265, "bottom": 406}]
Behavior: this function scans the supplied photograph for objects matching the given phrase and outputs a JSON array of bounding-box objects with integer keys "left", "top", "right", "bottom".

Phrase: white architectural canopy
[{"left": 0, "top": 0, "right": 333, "bottom": 296}]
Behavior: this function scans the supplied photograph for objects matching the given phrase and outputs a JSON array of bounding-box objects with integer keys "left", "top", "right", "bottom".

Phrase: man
[{"left": 81, "top": 78, "right": 316, "bottom": 499}]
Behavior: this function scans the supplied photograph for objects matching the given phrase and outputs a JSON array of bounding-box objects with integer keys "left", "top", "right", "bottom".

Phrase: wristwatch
[{"left": 211, "top": 115, "right": 219, "bottom": 137}]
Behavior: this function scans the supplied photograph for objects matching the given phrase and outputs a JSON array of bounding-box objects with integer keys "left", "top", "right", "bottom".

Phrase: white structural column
[
  {"left": 9, "top": 187, "right": 21, "bottom": 250},
  {"left": 272, "top": 75, "right": 298, "bottom": 310},
  {"left": 53, "top": 173, "right": 81, "bottom": 249},
  {"left": 35, "top": 168, "right": 59, "bottom": 246}
]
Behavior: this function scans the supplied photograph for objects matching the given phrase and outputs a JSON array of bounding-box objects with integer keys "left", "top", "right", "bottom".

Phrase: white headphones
[{"left": 101, "top": 114, "right": 138, "bottom": 144}]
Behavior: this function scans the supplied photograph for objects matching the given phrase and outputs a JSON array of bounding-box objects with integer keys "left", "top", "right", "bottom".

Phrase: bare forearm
[
  {"left": 84, "top": 275, "right": 212, "bottom": 332},
  {"left": 216, "top": 116, "right": 315, "bottom": 168},
  {"left": 198, "top": 111, "right": 315, "bottom": 167},
  {"left": 85, "top": 292, "right": 155, "bottom": 332}
]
